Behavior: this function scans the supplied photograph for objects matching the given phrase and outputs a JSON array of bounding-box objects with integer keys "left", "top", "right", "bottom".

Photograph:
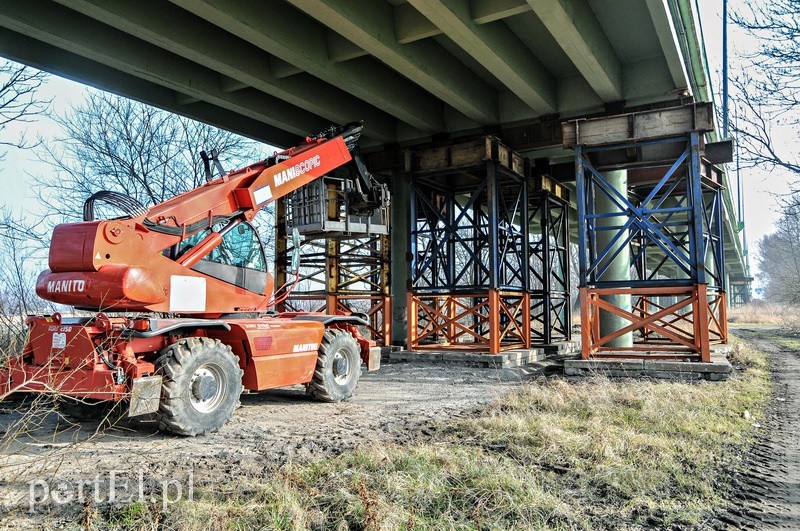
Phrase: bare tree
[
  {"left": 732, "top": 1, "right": 800, "bottom": 178},
  {"left": 37, "top": 91, "right": 265, "bottom": 216},
  {"left": 0, "top": 60, "right": 50, "bottom": 155},
  {"left": 35, "top": 91, "right": 276, "bottom": 254},
  {"left": 0, "top": 209, "right": 52, "bottom": 352},
  {"left": 756, "top": 210, "right": 800, "bottom": 303},
  {"left": 0, "top": 61, "right": 50, "bottom": 352}
]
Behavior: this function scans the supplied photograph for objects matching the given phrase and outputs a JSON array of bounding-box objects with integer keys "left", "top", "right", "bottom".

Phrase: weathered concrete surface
[
  {"left": 537, "top": 340, "right": 581, "bottom": 355},
  {"left": 385, "top": 348, "right": 545, "bottom": 368},
  {"left": 564, "top": 345, "right": 733, "bottom": 381}
]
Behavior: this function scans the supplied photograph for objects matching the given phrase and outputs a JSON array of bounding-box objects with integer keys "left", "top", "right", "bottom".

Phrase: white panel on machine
[{"left": 169, "top": 275, "right": 207, "bottom": 312}]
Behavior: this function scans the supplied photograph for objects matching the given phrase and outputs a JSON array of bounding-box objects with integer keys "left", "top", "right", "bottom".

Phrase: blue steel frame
[
  {"left": 575, "top": 133, "right": 725, "bottom": 291},
  {"left": 528, "top": 190, "right": 571, "bottom": 343},
  {"left": 409, "top": 162, "right": 528, "bottom": 293},
  {"left": 729, "top": 280, "right": 751, "bottom": 308},
  {"left": 407, "top": 159, "right": 532, "bottom": 351}
]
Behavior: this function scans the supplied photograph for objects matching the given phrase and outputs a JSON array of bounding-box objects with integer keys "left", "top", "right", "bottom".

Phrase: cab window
[
  {"left": 178, "top": 221, "right": 269, "bottom": 294},
  {"left": 209, "top": 223, "right": 267, "bottom": 272}
]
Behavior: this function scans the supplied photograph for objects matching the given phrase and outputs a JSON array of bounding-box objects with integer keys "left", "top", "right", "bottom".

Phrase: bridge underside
[{"left": 0, "top": 0, "right": 745, "bottom": 279}]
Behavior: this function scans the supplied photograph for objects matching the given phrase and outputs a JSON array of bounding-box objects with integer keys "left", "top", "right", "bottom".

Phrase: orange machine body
[
  {"left": 0, "top": 129, "right": 379, "bottom": 402},
  {"left": 1, "top": 313, "right": 327, "bottom": 398},
  {"left": 35, "top": 136, "right": 351, "bottom": 315}
]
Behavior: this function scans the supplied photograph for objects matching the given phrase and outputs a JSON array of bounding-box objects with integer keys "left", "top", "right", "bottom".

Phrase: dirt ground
[
  {"left": 2, "top": 329, "right": 798, "bottom": 529},
  {"left": 0, "top": 359, "right": 554, "bottom": 521},
  {"left": 720, "top": 326, "right": 800, "bottom": 528}
]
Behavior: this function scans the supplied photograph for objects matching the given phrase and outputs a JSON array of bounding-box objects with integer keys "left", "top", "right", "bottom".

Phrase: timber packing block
[
  {"left": 385, "top": 348, "right": 545, "bottom": 368},
  {"left": 563, "top": 345, "right": 733, "bottom": 381}
]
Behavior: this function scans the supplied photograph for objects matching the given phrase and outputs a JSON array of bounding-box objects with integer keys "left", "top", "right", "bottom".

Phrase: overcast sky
[{"left": 0, "top": 0, "right": 794, "bottom": 280}]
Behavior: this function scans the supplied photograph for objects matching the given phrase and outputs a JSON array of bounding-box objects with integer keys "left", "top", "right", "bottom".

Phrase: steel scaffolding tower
[
  {"left": 729, "top": 277, "right": 752, "bottom": 308},
  {"left": 567, "top": 104, "right": 729, "bottom": 362},
  {"left": 274, "top": 191, "right": 392, "bottom": 346},
  {"left": 528, "top": 180, "right": 572, "bottom": 344},
  {"left": 403, "top": 136, "right": 572, "bottom": 353}
]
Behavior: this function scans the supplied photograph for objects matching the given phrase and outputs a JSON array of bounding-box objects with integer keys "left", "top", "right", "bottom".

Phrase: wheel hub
[
  {"left": 189, "top": 364, "right": 226, "bottom": 413},
  {"left": 192, "top": 374, "right": 218, "bottom": 401},
  {"left": 332, "top": 351, "right": 350, "bottom": 384}
]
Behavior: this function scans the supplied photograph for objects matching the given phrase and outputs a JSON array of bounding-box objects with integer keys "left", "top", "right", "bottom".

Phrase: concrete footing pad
[
  {"left": 563, "top": 345, "right": 733, "bottom": 381},
  {"left": 384, "top": 348, "right": 545, "bottom": 368},
  {"left": 536, "top": 340, "right": 581, "bottom": 355}
]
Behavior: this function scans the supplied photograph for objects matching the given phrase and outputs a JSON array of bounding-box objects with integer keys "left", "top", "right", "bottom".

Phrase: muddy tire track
[{"left": 720, "top": 327, "right": 800, "bottom": 529}]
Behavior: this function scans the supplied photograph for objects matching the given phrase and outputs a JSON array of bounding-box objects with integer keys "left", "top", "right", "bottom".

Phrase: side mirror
[{"left": 290, "top": 228, "right": 301, "bottom": 275}]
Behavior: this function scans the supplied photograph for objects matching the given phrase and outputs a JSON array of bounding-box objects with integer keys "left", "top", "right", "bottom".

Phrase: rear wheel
[
  {"left": 155, "top": 337, "right": 243, "bottom": 436},
  {"left": 306, "top": 329, "right": 361, "bottom": 402}
]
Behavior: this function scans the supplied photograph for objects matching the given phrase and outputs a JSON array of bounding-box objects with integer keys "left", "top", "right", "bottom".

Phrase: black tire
[
  {"left": 307, "top": 329, "right": 361, "bottom": 403},
  {"left": 154, "top": 337, "right": 244, "bottom": 436}
]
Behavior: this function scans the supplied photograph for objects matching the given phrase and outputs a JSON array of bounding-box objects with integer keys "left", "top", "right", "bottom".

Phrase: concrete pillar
[
  {"left": 596, "top": 169, "right": 633, "bottom": 347},
  {"left": 391, "top": 169, "right": 409, "bottom": 346}
]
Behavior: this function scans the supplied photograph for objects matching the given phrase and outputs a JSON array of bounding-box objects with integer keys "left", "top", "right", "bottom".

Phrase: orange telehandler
[{"left": 0, "top": 122, "right": 388, "bottom": 435}]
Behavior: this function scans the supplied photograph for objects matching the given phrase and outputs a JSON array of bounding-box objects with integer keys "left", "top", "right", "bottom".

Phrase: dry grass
[
  {"left": 83, "top": 338, "right": 772, "bottom": 531},
  {"left": 728, "top": 301, "right": 800, "bottom": 327}
]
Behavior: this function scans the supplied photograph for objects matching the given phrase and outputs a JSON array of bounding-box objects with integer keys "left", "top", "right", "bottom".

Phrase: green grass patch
[
  {"left": 97, "top": 339, "right": 770, "bottom": 530},
  {"left": 777, "top": 337, "right": 800, "bottom": 351}
]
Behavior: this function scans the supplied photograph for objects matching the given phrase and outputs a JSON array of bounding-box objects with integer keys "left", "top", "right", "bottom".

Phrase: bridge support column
[
  {"left": 391, "top": 168, "right": 410, "bottom": 346},
  {"left": 596, "top": 169, "right": 633, "bottom": 348}
]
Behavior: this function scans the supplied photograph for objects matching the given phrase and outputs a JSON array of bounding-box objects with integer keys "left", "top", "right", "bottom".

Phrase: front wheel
[
  {"left": 155, "top": 337, "right": 243, "bottom": 436},
  {"left": 306, "top": 329, "right": 361, "bottom": 402}
]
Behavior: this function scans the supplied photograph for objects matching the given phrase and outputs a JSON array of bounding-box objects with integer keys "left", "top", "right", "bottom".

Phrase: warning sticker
[
  {"left": 254, "top": 184, "right": 273, "bottom": 205},
  {"left": 52, "top": 332, "right": 67, "bottom": 350}
]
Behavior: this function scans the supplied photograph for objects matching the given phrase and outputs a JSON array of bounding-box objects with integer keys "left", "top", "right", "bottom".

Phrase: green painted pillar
[
  {"left": 596, "top": 169, "right": 633, "bottom": 347},
  {"left": 391, "top": 168, "right": 409, "bottom": 346}
]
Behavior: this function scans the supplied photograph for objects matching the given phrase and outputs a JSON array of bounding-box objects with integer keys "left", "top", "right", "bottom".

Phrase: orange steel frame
[
  {"left": 276, "top": 231, "right": 392, "bottom": 346},
  {"left": 580, "top": 286, "right": 728, "bottom": 362},
  {"left": 407, "top": 291, "right": 531, "bottom": 353}
]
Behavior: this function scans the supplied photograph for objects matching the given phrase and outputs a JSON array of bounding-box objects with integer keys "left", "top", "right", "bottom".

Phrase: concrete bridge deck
[{"left": 0, "top": 0, "right": 746, "bottom": 282}]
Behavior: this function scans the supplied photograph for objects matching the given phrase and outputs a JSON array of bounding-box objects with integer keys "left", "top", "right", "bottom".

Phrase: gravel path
[{"left": 721, "top": 326, "right": 800, "bottom": 529}]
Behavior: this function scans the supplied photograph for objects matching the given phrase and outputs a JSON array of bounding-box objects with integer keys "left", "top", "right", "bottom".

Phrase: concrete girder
[
  {"left": 0, "top": 27, "right": 299, "bottom": 146},
  {"left": 220, "top": 76, "right": 249, "bottom": 94},
  {"left": 176, "top": 94, "right": 201, "bottom": 105},
  {"left": 327, "top": 29, "right": 368, "bottom": 62},
  {"left": 395, "top": 0, "right": 533, "bottom": 44},
  {"left": 0, "top": 0, "right": 332, "bottom": 138},
  {"left": 526, "top": 0, "right": 623, "bottom": 102},
  {"left": 285, "top": 0, "right": 499, "bottom": 125},
  {"left": 471, "top": 0, "right": 530, "bottom": 24},
  {"left": 53, "top": 0, "right": 399, "bottom": 144},
  {"left": 645, "top": 0, "right": 690, "bottom": 93},
  {"left": 270, "top": 57, "right": 303, "bottom": 79},
  {"left": 170, "top": 0, "right": 444, "bottom": 133},
  {"left": 407, "top": 0, "right": 556, "bottom": 115},
  {"left": 395, "top": 3, "right": 440, "bottom": 44}
]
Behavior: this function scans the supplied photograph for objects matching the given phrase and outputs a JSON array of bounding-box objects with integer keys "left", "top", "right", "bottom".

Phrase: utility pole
[{"left": 722, "top": 0, "right": 729, "bottom": 138}]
